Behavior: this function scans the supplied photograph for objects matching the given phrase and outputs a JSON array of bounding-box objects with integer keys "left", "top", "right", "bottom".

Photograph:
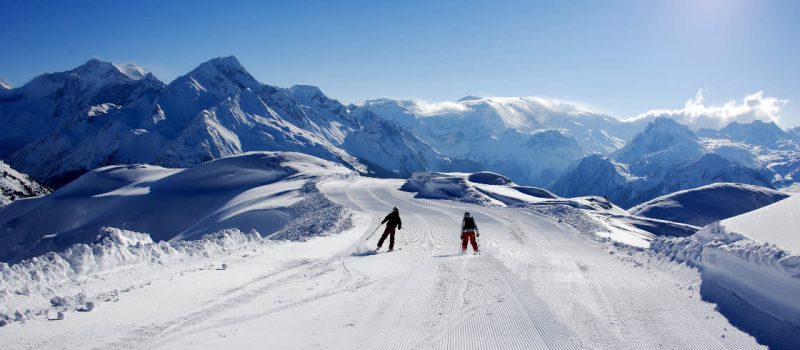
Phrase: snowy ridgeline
[
  {"left": 629, "top": 182, "right": 789, "bottom": 227},
  {"left": 652, "top": 194, "right": 800, "bottom": 340},
  {"left": 0, "top": 227, "right": 266, "bottom": 325},
  {"left": 400, "top": 171, "right": 697, "bottom": 248}
]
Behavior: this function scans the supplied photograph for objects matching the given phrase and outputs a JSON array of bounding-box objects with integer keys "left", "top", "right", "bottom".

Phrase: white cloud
[
  {"left": 628, "top": 89, "right": 788, "bottom": 130},
  {"left": 407, "top": 100, "right": 470, "bottom": 116}
]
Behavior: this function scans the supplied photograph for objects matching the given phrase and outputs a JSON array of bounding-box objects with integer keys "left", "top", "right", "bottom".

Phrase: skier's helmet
[{"left": 464, "top": 212, "right": 471, "bottom": 217}]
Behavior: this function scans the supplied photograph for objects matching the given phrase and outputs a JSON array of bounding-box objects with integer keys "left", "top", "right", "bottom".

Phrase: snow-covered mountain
[
  {"left": 0, "top": 79, "right": 10, "bottom": 90},
  {"left": 0, "top": 57, "right": 451, "bottom": 187},
  {"left": 550, "top": 118, "right": 777, "bottom": 207},
  {"left": 790, "top": 126, "right": 800, "bottom": 139},
  {"left": 699, "top": 120, "right": 793, "bottom": 148},
  {"left": 629, "top": 182, "right": 788, "bottom": 226},
  {"left": 0, "top": 160, "right": 49, "bottom": 207},
  {"left": 0, "top": 59, "right": 167, "bottom": 186},
  {"left": 701, "top": 121, "right": 800, "bottom": 188},
  {"left": 357, "top": 96, "right": 640, "bottom": 186}
]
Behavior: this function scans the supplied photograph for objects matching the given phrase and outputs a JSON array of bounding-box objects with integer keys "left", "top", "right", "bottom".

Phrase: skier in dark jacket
[
  {"left": 378, "top": 207, "right": 402, "bottom": 251},
  {"left": 461, "top": 212, "right": 479, "bottom": 254}
]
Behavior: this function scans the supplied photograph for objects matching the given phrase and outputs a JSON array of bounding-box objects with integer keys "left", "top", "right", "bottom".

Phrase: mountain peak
[
  {"left": 196, "top": 55, "right": 247, "bottom": 75},
  {"left": 643, "top": 117, "right": 695, "bottom": 137},
  {"left": 612, "top": 117, "right": 701, "bottom": 164},
  {"left": 0, "top": 78, "right": 10, "bottom": 90},
  {"left": 70, "top": 58, "right": 122, "bottom": 79},
  {"left": 290, "top": 85, "right": 324, "bottom": 100},
  {"left": 715, "top": 119, "right": 789, "bottom": 147},
  {"left": 183, "top": 55, "right": 259, "bottom": 91},
  {"left": 113, "top": 63, "right": 148, "bottom": 80}
]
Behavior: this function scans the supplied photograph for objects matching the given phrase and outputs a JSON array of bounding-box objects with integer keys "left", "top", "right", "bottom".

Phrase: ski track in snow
[{"left": 0, "top": 178, "right": 763, "bottom": 349}]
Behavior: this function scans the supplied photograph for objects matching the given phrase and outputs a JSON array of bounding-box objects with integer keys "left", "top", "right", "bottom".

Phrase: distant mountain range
[
  {"left": 1, "top": 56, "right": 798, "bottom": 208},
  {"left": 550, "top": 118, "right": 798, "bottom": 207},
  {"left": 0, "top": 57, "right": 454, "bottom": 187}
]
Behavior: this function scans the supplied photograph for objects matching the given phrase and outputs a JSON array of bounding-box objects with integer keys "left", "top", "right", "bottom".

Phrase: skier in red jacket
[{"left": 461, "top": 212, "right": 479, "bottom": 254}]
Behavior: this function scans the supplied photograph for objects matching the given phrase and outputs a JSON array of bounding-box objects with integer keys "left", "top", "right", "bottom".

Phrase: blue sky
[{"left": 1, "top": 0, "right": 798, "bottom": 126}]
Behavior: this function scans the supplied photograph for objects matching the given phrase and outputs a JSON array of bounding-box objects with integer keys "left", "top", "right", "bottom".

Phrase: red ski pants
[{"left": 461, "top": 231, "right": 478, "bottom": 252}]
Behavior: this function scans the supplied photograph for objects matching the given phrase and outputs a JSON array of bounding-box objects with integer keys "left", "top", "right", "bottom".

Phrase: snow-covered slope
[
  {"left": 0, "top": 78, "right": 10, "bottom": 90},
  {"left": 653, "top": 195, "right": 800, "bottom": 347},
  {"left": 357, "top": 96, "right": 640, "bottom": 186},
  {"left": 0, "top": 160, "right": 49, "bottom": 207},
  {"left": 0, "top": 57, "right": 451, "bottom": 188},
  {"left": 551, "top": 118, "right": 778, "bottom": 207},
  {"left": 0, "top": 152, "right": 353, "bottom": 263},
  {"left": 1, "top": 166, "right": 765, "bottom": 349},
  {"left": 629, "top": 183, "right": 788, "bottom": 226}
]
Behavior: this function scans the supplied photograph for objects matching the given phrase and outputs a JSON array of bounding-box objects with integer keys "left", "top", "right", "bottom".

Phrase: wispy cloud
[{"left": 629, "top": 89, "right": 788, "bottom": 130}]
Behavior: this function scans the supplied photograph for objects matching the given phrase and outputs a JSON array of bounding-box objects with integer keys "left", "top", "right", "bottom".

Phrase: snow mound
[
  {"left": 400, "top": 172, "right": 501, "bottom": 206},
  {"left": 652, "top": 195, "right": 800, "bottom": 346},
  {"left": 629, "top": 182, "right": 788, "bottom": 227},
  {"left": 0, "top": 227, "right": 265, "bottom": 326},
  {"left": 0, "top": 152, "right": 354, "bottom": 263}
]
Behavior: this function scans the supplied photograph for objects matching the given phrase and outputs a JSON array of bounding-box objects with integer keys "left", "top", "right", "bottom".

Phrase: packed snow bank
[
  {"left": 0, "top": 227, "right": 266, "bottom": 326},
  {"left": 0, "top": 152, "right": 354, "bottom": 263},
  {"left": 402, "top": 171, "right": 698, "bottom": 248},
  {"left": 629, "top": 182, "right": 788, "bottom": 227},
  {"left": 652, "top": 195, "right": 800, "bottom": 346},
  {"left": 721, "top": 193, "right": 800, "bottom": 252}
]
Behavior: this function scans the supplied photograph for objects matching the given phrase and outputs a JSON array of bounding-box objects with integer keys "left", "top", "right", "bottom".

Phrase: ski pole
[
  {"left": 365, "top": 223, "right": 383, "bottom": 241},
  {"left": 476, "top": 230, "right": 481, "bottom": 254},
  {"left": 400, "top": 228, "right": 408, "bottom": 246}
]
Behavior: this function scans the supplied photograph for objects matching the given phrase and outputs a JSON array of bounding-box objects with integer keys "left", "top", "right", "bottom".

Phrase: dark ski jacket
[
  {"left": 462, "top": 217, "right": 478, "bottom": 234},
  {"left": 382, "top": 211, "right": 402, "bottom": 230}
]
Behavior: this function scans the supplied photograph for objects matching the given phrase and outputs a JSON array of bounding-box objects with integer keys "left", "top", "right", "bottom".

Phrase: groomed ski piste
[{"left": 0, "top": 152, "right": 795, "bottom": 349}]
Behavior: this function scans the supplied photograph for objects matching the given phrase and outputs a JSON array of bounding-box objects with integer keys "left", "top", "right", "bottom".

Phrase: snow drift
[
  {"left": 0, "top": 227, "right": 266, "bottom": 326},
  {"left": 629, "top": 182, "right": 788, "bottom": 226},
  {"left": 0, "top": 152, "right": 353, "bottom": 263},
  {"left": 652, "top": 194, "right": 800, "bottom": 347}
]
